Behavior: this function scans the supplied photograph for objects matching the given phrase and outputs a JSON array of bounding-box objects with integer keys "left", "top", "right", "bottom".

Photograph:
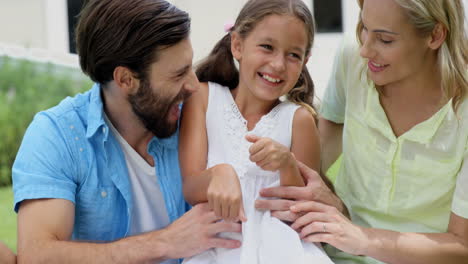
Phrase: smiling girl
[{"left": 178, "top": 0, "right": 334, "bottom": 263}]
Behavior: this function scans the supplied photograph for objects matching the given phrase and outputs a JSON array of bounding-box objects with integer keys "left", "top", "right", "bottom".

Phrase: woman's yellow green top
[{"left": 320, "top": 37, "right": 468, "bottom": 264}]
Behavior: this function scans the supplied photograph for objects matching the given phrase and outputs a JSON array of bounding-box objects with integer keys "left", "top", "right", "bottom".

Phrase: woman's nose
[{"left": 359, "top": 34, "right": 376, "bottom": 59}]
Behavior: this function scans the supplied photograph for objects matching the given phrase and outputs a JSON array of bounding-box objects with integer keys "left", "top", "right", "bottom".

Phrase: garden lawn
[{"left": 0, "top": 186, "right": 16, "bottom": 253}]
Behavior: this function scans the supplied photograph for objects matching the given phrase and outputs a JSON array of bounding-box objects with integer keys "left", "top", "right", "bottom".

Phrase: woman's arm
[
  {"left": 318, "top": 117, "right": 343, "bottom": 175},
  {"left": 292, "top": 202, "right": 468, "bottom": 264},
  {"left": 363, "top": 212, "right": 468, "bottom": 264}
]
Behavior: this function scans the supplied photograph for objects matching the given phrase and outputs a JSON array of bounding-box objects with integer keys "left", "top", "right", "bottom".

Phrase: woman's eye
[{"left": 379, "top": 36, "right": 393, "bottom": 44}]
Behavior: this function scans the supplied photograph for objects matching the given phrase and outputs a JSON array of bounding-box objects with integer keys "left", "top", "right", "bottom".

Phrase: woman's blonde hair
[{"left": 356, "top": 0, "right": 468, "bottom": 112}]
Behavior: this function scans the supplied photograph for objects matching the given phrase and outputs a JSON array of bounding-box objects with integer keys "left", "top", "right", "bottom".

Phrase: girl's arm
[
  {"left": 292, "top": 202, "right": 468, "bottom": 264},
  {"left": 179, "top": 82, "right": 210, "bottom": 205},
  {"left": 291, "top": 107, "right": 321, "bottom": 173},
  {"left": 282, "top": 106, "right": 321, "bottom": 187},
  {"left": 179, "top": 83, "right": 244, "bottom": 221},
  {"left": 247, "top": 106, "right": 319, "bottom": 187}
]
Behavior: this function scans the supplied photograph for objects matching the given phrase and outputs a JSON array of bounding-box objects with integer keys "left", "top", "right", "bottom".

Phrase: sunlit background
[
  {"left": 0, "top": 0, "right": 368, "bottom": 99},
  {"left": 0, "top": 0, "right": 467, "bottom": 254}
]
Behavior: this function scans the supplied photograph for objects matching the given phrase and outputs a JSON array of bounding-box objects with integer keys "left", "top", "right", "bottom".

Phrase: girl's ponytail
[
  {"left": 287, "top": 67, "right": 317, "bottom": 117},
  {"left": 195, "top": 33, "right": 239, "bottom": 89}
]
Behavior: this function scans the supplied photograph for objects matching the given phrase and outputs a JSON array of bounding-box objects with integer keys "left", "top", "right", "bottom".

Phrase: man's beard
[{"left": 128, "top": 78, "right": 191, "bottom": 138}]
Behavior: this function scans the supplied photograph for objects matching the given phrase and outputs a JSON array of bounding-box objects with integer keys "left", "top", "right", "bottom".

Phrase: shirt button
[
  {"left": 102, "top": 127, "right": 106, "bottom": 133},
  {"left": 70, "top": 125, "right": 74, "bottom": 129},
  {"left": 79, "top": 148, "right": 83, "bottom": 152},
  {"left": 101, "top": 191, "right": 107, "bottom": 198},
  {"left": 75, "top": 137, "right": 79, "bottom": 141}
]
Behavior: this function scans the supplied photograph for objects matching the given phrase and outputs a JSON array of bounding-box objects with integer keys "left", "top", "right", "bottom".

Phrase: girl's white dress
[{"left": 183, "top": 82, "right": 334, "bottom": 264}]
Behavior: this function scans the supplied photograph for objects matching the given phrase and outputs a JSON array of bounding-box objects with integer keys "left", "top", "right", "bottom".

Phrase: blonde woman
[{"left": 256, "top": 0, "right": 467, "bottom": 263}]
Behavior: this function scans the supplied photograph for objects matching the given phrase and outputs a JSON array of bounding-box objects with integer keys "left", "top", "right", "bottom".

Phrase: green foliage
[
  {"left": 0, "top": 186, "right": 16, "bottom": 252},
  {"left": 0, "top": 56, "right": 92, "bottom": 186}
]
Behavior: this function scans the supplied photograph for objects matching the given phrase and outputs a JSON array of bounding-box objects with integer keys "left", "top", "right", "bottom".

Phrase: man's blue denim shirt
[{"left": 13, "top": 83, "right": 187, "bottom": 241}]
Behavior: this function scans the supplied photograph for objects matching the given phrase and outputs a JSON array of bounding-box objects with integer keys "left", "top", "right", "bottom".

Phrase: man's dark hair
[{"left": 76, "top": 0, "right": 190, "bottom": 84}]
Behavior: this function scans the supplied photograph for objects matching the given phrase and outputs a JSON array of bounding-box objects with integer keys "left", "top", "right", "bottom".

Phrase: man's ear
[
  {"left": 428, "top": 23, "right": 447, "bottom": 50},
  {"left": 113, "top": 66, "right": 139, "bottom": 95},
  {"left": 231, "top": 31, "right": 243, "bottom": 61}
]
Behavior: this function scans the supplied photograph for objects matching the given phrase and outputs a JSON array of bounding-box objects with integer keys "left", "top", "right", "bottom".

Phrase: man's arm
[
  {"left": 17, "top": 199, "right": 241, "bottom": 264},
  {"left": 0, "top": 241, "right": 16, "bottom": 264}
]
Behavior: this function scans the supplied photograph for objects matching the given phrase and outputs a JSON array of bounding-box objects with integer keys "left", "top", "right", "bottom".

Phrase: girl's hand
[
  {"left": 246, "top": 134, "right": 294, "bottom": 172},
  {"left": 290, "top": 201, "right": 369, "bottom": 256},
  {"left": 207, "top": 164, "right": 247, "bottom": 222}
]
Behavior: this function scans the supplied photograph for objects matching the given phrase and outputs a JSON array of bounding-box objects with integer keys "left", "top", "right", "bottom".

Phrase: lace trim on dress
[{"left": 222, "top": 95, "right": 282, "bottom": 179}]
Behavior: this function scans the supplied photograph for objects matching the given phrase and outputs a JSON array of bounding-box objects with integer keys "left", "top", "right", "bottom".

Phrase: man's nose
[{"left": 185, "top": 69, "right": 200, "bottom": 93}]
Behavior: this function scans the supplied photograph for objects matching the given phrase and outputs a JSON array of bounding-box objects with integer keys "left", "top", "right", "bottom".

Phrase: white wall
[
  {"left": 0, "top": 0, "right": 69, "bottom": 53},
  {"left": 173, "top": 0, "right": 358, "bottom": 100},
  {"left": 171, "top": 0, "right": 247, "bottom": 63},
  {"left": 0, "top": 0, "right": 47, "bottom": 49},
  {"left": 1, "top": 0, "right": 465, "bottom": 99}
]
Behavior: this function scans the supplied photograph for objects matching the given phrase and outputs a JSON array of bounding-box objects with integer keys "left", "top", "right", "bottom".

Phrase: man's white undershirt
[{"left": 105, "top": 114, "right": 176, "bottom": 264}]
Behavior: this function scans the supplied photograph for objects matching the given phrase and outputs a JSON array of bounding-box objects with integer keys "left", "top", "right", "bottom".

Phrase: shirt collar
[
  {"left": 148, "top": 129, "right": 179, "bottom": 152},
  {"left": 85, "top": 83, "right": 179, "bottom": 150},
  {"left": 86, "top": 83, "right": 109, "bottom": 139},
  {"left": 365, "top": 84, "right": 452, "bottom": 144}
]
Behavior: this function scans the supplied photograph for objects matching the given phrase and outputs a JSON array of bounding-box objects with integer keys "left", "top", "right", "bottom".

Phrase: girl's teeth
[
  {"left": 261, "top": 74, "right": 281, "bottom": 83},
  {"left": 371, "top": 62, "right": 384, "bottom": 67}
]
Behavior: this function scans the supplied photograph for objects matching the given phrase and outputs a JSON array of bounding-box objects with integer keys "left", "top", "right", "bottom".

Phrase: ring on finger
[{"left": 322, "top": 223, "right": 327, "bottom": 233}]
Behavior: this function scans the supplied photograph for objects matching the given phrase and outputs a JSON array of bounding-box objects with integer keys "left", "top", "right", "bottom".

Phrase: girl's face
[
  {"left": 231, "top": 14, "right": 309, "bottom": 103},
  {"left": 359, "top": 0, "right": 434, "bottom": 87}
]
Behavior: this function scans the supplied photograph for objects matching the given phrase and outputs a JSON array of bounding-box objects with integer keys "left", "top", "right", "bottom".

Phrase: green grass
[{"left": 0, "top": 186, "right": 16, "bottom": 253}]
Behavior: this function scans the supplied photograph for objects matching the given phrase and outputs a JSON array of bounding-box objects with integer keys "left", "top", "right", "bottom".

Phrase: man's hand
[
  {"left": 255, "top": 161, "right": 345, "bottom": 222},
  {"left": 157, "top": 203, "right": 242, "bottom": 259}
]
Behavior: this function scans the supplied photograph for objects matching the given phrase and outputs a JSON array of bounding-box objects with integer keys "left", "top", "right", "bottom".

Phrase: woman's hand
[
  {"left": 290, "top": 201, "right": 369, "bottom": 256},
  {"left": 255, "top": 160, "right": 346, "bottom": 222},
  {"left": 207, "top": 164, "right": 247, "bottom": 222},
  {"left": 246, "top": 134, "right": 294, "bottom": 172}
]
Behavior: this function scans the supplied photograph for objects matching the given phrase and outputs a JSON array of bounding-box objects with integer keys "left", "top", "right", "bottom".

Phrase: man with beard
[{"left": 11, "top": 0, "right": 241, "bottom": 263}]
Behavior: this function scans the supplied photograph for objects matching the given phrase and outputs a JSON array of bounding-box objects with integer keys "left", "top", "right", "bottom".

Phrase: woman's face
[{"left": 359, "top": 0, "right": 434, "bottom": 87}]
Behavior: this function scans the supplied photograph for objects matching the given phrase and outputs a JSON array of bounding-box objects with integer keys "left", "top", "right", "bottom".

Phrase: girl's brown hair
[{"left": 196, "top": 0, "right": 317, "bottom": 113}]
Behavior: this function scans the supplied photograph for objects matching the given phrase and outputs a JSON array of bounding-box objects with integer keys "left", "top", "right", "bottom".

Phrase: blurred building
[{"left": 3, "top": 0, "right": 464, "bottom": 98}]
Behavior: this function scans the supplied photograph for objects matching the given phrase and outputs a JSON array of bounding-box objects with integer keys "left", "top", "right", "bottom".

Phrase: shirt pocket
[{"left": 74, "top": 186, "right": 126, "bottom": 241}]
